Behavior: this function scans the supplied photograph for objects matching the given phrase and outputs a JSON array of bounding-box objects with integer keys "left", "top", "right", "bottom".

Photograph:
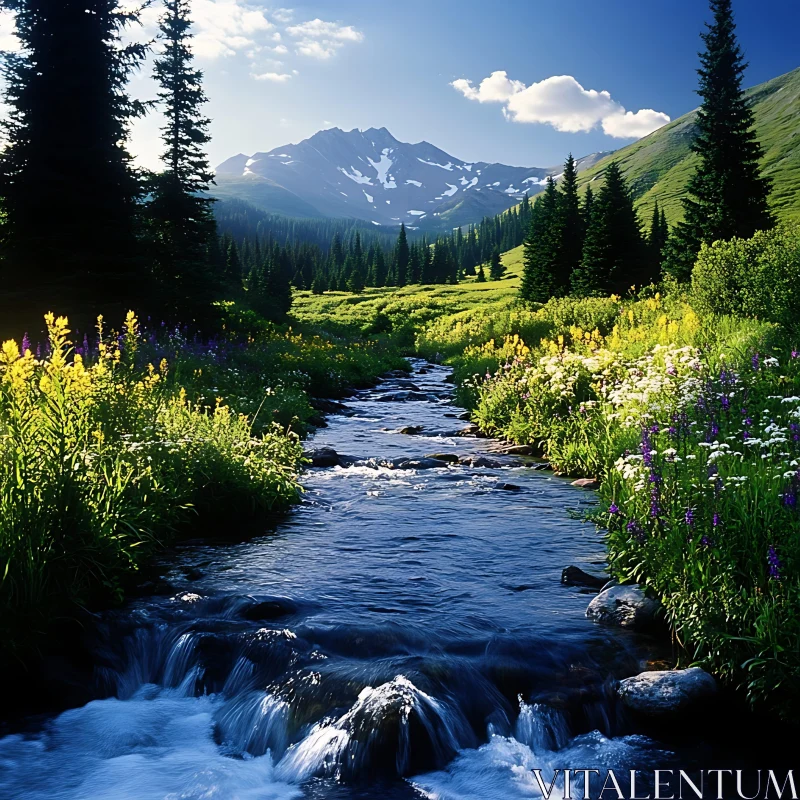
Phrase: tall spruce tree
[
  {"left": 557, "top": 154, "right": 584, "bottom": 291},
  {"left": 0, "top": 0, "right": 147, "bottom": 329},
  {"left": 571, "top": 163, "right": 646, "bottom": 296},
  {"left": 489, "top": 247, "right": 504, "bottom": 281},
  {"left": 395, "top": 223, "right": 409, "bottom": 287},
  {"left": 663, "top": 0, "right": 773, "bottom": 281},
  {"left": 149, "top": 0, "right": 218, "bottom": 323},
  {"left": 520, "top": 178, "right": 562, "bottom": 303}
]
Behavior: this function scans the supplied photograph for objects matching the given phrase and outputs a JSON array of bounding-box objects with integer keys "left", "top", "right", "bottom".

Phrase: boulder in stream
[
  {"left": 586, "top": 583, "right": 661, "bottom": 630},
  {"left": 617, "top": 667, "right": 717, "bottom": 715},
  {"left": 562, "top": 565, "right": 607, "bottom": 589},
  {"left": 425, "top": 453, "right": 460, "bottom": 464},
  {"left": 398, "top": 425, "right": 425, "bottom": 435},
  {"left": 391, "top": 457, "right": 451, "bottom": 470},
  {"left": 303, "top": 447, "right": 341, "bottom": 468},
  {"left": 571, "top": 478, "right": 600, "bottom": 490}
]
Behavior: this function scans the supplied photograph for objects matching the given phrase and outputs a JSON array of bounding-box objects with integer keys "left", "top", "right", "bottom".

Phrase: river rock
[
  {"left": 376, "top": 390, "right": 432, "bottom": 402},
  {"left": 586, "top": 584, "right": 661, "bottom": 630},
  {"left": 562, "top": 565, "right": 607, "bottom": 589},
  {"left": 391, "top": 457, "right": 450, "bottom": 470},
  {"left": 398, "top": 425, "right": 424, "bottom": 435},
  {"left": 458, "top": 454, "right": 520, "bottom": 468},
  {"left": 304, "top": 447, "right": 340, "bottom": 467},
  {"left": 240, "top": 596, "right": 299, "bottom": 621},
  {"left": 617, "top": 668, "right": 717, "bottom": 715},
  {"left": 495, "top": 482, "right": 522, "bottom": 492},
  {"left": 455, "top": 424, "right": 482, "bottom": 437},
  {"left": 456, "top": 411, "right": 471, "bottom": 421},
  {"left": 383, "top": 379, "right": 421, "bottom": 391},
  {"left": 310, "top": 398, "right": 354, "bottom": 416},
  {"left": 571, "top": 478, "right": 600, "bottom": 490},
  {"left": 425, "top": 453, "right": 460, "bottom": 463}
]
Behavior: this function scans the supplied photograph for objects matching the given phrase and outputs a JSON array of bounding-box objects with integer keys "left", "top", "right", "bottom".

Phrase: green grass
[
  {"left": 292, "top": 245, "right": 525, "bottom": 332},
  {"left": 577, "top": 66, "right": 800, "bottom": 227}
]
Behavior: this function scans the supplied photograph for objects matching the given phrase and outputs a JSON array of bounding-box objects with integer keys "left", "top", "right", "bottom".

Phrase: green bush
[{"left": 692, "top": 225, "right": 800, "bottom": 329}]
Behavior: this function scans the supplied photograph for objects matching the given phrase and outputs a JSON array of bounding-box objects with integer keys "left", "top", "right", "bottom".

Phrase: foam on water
[{"left": 0, "top": 690, "right": 300, "bottom": 800}]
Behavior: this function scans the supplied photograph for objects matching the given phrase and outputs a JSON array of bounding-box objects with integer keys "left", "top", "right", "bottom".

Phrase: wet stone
[
  {"left": 425, "top": 453, "right": 460, "bottom": 463},
  {"left": 617, "top": 667, "right": 717, "bottom": 715},
  {"left": 586, "top": 584, "right": 662, "bottom": 630},
  {"left": 562, "top": 565, "right": 607, "bottom": 589},
  {"left": 571, "top": 478, "right": 600, "bottom": 490}
]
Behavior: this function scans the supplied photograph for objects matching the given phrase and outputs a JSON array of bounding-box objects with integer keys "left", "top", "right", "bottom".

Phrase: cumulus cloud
[
  {"left": 251, "top": 71, "right": 292, "bottom": 82},
  {"left": 286, "top": 18, "right": 364, "bottom": 60},
  {"left": 601, "top": 108, "right": 671, "bottom": 138},
  {"left": 272, "top": 8, "right": 294, "bottom": 24},
  {"left": 191, "top": 0, "right": 274, "bottom": 59},
  {"left": 452, "top": 70, "right": 669, "bottom": 139}
]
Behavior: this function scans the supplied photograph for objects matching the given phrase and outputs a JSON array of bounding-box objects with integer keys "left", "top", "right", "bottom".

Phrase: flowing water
[{"left": 0, "top": 362, "right": 781, "bottom": 799}]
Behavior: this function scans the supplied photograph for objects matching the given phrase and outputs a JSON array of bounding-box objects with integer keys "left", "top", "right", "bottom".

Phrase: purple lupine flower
[
  {"left": 36, "top": 344, "right": 42, "bottom": 359},
  {"left": 792, "top": 350, "right": 798, "bottom": 359},
  {"left": 608, "top": 503, "right": 620, "bottom": 515},
  {"left": 767, "top": 545, "right": 782, "bottom": 581},
  {"left": 711, "top": 422, "right": 719, "bottom": 437},
  {"left": 752, "top": 353, "right": 760, "bottom": 371},
  {"left": 685, "top": 508, "right": 695, "bottom": 527},
  {"left": 782, "top": 487, "right": 797, "bottom": 509},
  {"left": 791, "top": 423, "right": 800, "bottom": 443},
  {"left": 627, "top": 520, "right": 646, "bottom": 543},
  {"left": 721, "top": 395, "right": 730, "bottom": 411},
  {"left": 712, "top": 513, "right": 721, "bottom": 527},
  {"left": 641, "top": 428, "right": 653, "bottom": 467},
  {"left": 21, "top": 333, "right": 31, "bottom": 353},
  {"left": 650, "top": 423, "right": 660, "bottom": 435},
  {"left": 700, "top": 535, "right": 713, "bottom": 548}
]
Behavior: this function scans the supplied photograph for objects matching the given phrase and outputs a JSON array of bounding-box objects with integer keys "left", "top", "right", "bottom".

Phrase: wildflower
[
  {"left": 627, "top": 519, "right": 646, "bottom": 543},
  {"left": 767, "top": 545, "right": 782, "bottom": 581},
  {"left": 608, "top": 503, "right": 620, "bottom": 515},
  {"left": 792, "top": 350, "right": 799, "bottom": 359},
  {"left": 21, "top": 333, "right": 30, "bottom": 354},
  {"left": 700, "top": 535, "right": 714, "bottom": 548},
  {"left": 752, "top": 353, "right": 760, "bottom": 371},
  {"left": 685, "top": 508, "right": 695, "bottom": 527},
  {"left": 712, "top": 512, "right": 721, "bottom": 527}
]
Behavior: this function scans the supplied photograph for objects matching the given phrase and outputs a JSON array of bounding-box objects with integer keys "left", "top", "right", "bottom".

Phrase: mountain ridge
[{"left": 212, "top": 127, "right": 607, "bottom": 230}]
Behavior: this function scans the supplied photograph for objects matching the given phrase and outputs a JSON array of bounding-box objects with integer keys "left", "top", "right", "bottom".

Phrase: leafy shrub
[
  {"left": 692, "top": 224, "right": 800, "bottom": 329},
  {"left": 0, "top": 313, "right": 302, "bottom": 651}
]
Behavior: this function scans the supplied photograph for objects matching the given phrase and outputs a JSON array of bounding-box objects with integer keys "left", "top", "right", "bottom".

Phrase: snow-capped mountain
[{"left": 213, "top": 127, "right": 586, "bottom": 230}]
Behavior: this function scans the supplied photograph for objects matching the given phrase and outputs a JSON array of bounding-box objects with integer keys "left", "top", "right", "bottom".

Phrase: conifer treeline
[
  {"left": 520, "top": 156, "right": 667, "bottom": 301},
  {"left": 215, "top": 192, "right": 536, "bottom": 295}
]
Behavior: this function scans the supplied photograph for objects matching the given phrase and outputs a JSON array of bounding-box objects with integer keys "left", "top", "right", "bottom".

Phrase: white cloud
[
  {"left": 191, "top": 0, "right": 274, "bottom": 59},
  {"left": 452, "top": 71, "right": 669, "bottom": 139},
  {"left": 451, "top": 71, "right": 524, "bottom": 103},
  {"left": 602, "top": 108, "right": 671, "bottom": 138},
  {"left": 286, "top": 18, "right": 364, "bottom": 60},
  {"left": 251, "top": 71, "right": 292, "bottom": 82},
  {"left": 272, "top": 44, "right": 288, "bottom": 54},
  {"left": 272, "top": 8, "right": 294, "bottom": 23}
]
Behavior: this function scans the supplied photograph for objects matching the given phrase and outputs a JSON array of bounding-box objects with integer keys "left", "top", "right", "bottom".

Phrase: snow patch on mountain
[{"left": 339, "top": 166, "right": 373, "bottom": 185}]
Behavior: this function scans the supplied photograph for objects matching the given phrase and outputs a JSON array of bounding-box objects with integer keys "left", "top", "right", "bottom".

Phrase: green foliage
[
  {"left": 0, "top": 313, "right": 302, "bottom": 652},
  {"left": 572, "top": 163, "right": 648, "bottom": 296},
  {"left": 692, "top": 225, "right": 800, "bottom": 329}
]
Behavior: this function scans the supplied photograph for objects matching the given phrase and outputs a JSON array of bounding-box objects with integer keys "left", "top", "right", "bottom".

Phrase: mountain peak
[{"left": 213, "top": 127, "right": 565, "bottom": 230}]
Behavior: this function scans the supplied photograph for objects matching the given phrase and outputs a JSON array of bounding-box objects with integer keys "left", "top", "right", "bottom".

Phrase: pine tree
[
  {"left": 648, "top": 201, "right": 670, "bottom": 275},
  {"left": 520, "top": 178, "right": 562, "bottom": 302},
  {"left": 571, "top": 163, "right": 646, "bottom": 296},
  {"left": 663, "top": 0, "right": 773, "bottom": 281},
  {"left": 0, "top": 0, "right": 147, "bottom": 328},
  {"left": 148, "top": 0, "right": 218, "bottom": 323},
  {"left": 557, "top": 154, "right": 584, "bottom": 291},
  {"left": 476, "top": 263, "right": 486, "bottom": 283},
  {"left": 395, "top": 223, "right": 409, "bottom": 287},
  {"left": 489, "top": 247, "right": 504, "bottom": 281}
]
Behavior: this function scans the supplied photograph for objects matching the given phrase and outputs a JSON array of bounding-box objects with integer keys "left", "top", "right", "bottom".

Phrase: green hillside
[{"left": 579, "top": 66, "right": 800, "bottom": 226}]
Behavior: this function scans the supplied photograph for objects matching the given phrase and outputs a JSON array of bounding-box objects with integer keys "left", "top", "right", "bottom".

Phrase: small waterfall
[
  {"left": 215, "top": 690, "right": 291, "bottom": 757},
  {"left": 515, "top": 698, "right": 570, "bottom": 754},
  {"left": 276, "top": 675, "right": 473, "bottom": 781}
]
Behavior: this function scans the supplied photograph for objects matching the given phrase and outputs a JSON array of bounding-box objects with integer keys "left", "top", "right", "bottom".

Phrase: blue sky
[{"left": 5, "top": 1, "right": 798, "bottom": 169}]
